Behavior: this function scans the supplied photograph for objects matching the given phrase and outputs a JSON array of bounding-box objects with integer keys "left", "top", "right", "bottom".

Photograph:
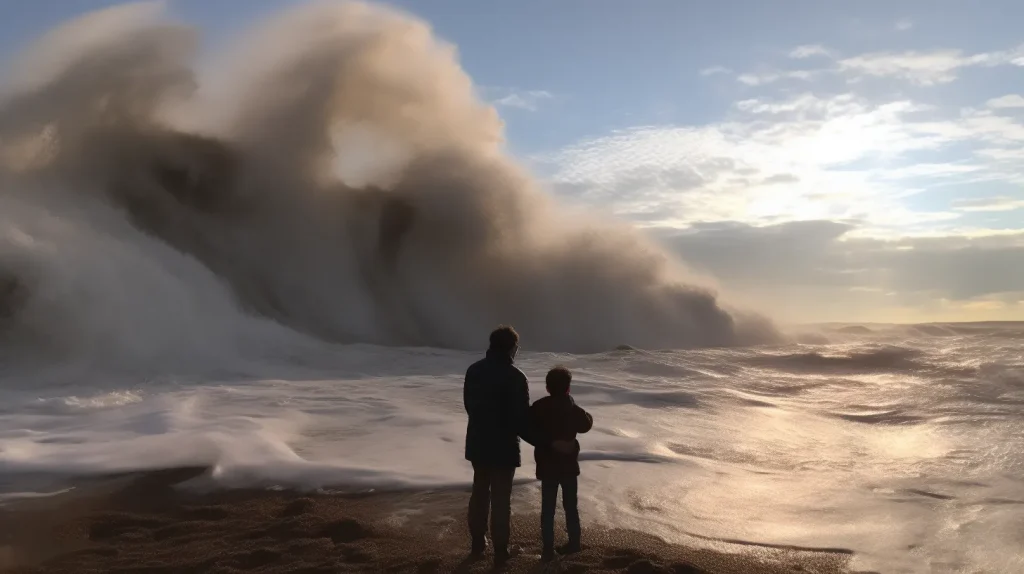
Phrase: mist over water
[{"left": 0, "top": 0, "right": 775, "bottom": 362}]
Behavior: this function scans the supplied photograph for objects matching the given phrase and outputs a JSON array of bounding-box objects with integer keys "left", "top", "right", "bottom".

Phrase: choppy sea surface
[{"left": 2, "top": 322, "right": 1021, "bottom": 574}]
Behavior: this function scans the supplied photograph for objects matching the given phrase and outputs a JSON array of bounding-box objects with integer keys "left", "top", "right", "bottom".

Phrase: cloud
[
  {"left": 953, "top": 196, "right": 1024, "bottom": 212},
  {"left": 722, "top": 43, "right": 1024, "bottom": 87},
  {"left": 895, "top": 19, "right": 914, "bottom": 32},
  {"left": 838, "top": 50, "right": 977, "bottom": 85},
  {"left": 546, "top": 36, "right": 1024, "bottom": 321},
  {"left": 789, "top": 45, "right": 831, "bottom": 59},
  {"left": 762, "top": 173, "right": 800, "bottom": 185},
  {"left": 734, "top": 93, "right": 865, "bottom": 115},
  {"left": 540, "top": 86, "right": 1024, "bottom": 235},
  {"left": 653, "top": 220, "right": 1024, "bottom": 322},
  {"left": 699, "top": 66, "right": 732, "bottom": 76},
  {"left": 487, "top": 88, "right": 553, "bottom": 111},
  {"left": 987, "top": 94, "right": 1024, "bottom": 109},
  {"left": 837, "top": 44, "right": 1024, "bottom": 85},
  {"left": 659, "top": 220, "right": 856, "bottom": 289},
  {"left": 546, "top": 33, "right": 1024, "bottom": 289},
  {"left": 736, "top": 70, "right": 816, "bottom": 86}
]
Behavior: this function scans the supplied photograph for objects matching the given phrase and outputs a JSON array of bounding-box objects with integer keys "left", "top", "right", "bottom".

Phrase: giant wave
[{"left": 0, "top": 1, "right": 776, "bottom": 364}]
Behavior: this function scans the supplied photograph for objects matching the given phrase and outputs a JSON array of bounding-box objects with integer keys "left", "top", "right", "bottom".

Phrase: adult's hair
[
  {"left": 489, "top": 325, "right": 519, "bottom": 354},
  {"left": 546, "top": 366, "right": 572, "bottom": 395}
]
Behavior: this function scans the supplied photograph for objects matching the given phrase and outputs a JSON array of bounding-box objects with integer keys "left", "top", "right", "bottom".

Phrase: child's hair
[{"left": 546, "top": 366, "right": 572, "bottom": 395}]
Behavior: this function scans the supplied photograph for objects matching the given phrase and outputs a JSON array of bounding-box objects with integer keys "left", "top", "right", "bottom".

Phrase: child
[{"left": 530, "top": 366, "right": 594, "bottom": 560}]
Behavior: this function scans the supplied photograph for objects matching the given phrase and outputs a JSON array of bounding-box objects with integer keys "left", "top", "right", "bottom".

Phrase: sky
[{"left": 1, "top": 0, "right": 1022, "bottom": 323}]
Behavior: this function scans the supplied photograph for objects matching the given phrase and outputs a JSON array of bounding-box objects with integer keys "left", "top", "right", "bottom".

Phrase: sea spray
[{"left": 0, "top": 1, "right": 777, "bottom": 361}]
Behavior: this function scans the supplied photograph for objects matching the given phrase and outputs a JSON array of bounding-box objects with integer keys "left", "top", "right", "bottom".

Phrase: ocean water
[
  {"left": 1, "top": 2, "right": 1022, "bottom": 573},
  {"left": 2, "top": 324, "right": 1023, "bottom": 573}
]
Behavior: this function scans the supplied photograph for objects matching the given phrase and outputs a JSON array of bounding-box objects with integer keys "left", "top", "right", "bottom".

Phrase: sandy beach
[{"left": 0, "top": 468, "right": 855, "bottom": 574}]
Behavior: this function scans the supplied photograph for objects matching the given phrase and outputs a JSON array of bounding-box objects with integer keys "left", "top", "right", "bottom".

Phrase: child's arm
[{"left": 573, "top": 405, "right": 594, "bottom": 434}]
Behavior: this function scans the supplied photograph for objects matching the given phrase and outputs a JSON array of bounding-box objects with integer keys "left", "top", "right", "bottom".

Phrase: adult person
[{"left": 463, "top": 325, "right": 571, "bottom": 566}]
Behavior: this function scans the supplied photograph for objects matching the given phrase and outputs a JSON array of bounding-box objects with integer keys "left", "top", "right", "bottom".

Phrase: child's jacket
[{"left": 530, "top": 395, "right": 593, "bottom": 480}]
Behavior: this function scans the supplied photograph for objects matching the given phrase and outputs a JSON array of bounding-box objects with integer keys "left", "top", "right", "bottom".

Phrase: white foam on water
[{"left": 2, "top": 335, "right": 1023, "bottom": 573}]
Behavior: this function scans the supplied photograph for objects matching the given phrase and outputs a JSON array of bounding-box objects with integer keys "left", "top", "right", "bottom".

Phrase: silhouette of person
[
  {"left": 462, "top": 325, "right": 571, "bottom": 566},
  {"left": 530, "top": 366, "right": 593, "bottom": 560}
]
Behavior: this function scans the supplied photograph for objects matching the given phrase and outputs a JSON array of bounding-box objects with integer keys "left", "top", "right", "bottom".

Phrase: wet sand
[{"left": 0, "top": 468, "right": 854, "bottom": 573}]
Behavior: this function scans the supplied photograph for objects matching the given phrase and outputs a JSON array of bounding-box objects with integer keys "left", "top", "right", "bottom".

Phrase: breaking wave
[
  {"left": 0, "top": 1, "right": 777, "bottom": 362},
  {"left": 749, "top": 347, "right": 926, "bottom": 373}
]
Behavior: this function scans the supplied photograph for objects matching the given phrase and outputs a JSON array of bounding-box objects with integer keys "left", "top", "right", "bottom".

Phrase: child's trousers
[{"left": 540, "top": 476, "right": 581, "bottom": 549}]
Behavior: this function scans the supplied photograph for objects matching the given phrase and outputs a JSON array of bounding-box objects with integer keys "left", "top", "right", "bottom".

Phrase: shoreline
[{"left": 0, "top": 467, "right": 855, "bottom": 573}]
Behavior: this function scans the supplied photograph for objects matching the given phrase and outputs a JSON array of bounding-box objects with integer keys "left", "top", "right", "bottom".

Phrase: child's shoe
[{"left": 557, "top": 541, "right": 582, "bottom": 555}]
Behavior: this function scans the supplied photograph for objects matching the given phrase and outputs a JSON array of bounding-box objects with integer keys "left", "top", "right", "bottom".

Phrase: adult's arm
[
  {"left": 463, "top": 366, "right": 481, "bottom": 417},
  {"left": 511, "top": 374, "right": 542, "bottom": 447}
]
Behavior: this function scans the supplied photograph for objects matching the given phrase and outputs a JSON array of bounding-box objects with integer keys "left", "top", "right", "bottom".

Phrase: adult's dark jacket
[
  {"left": 463, "top": 350, "right": 542, "bottom": 467},
  {"left": 530, "top": 394, "right": 593, "bottom": 480}
]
